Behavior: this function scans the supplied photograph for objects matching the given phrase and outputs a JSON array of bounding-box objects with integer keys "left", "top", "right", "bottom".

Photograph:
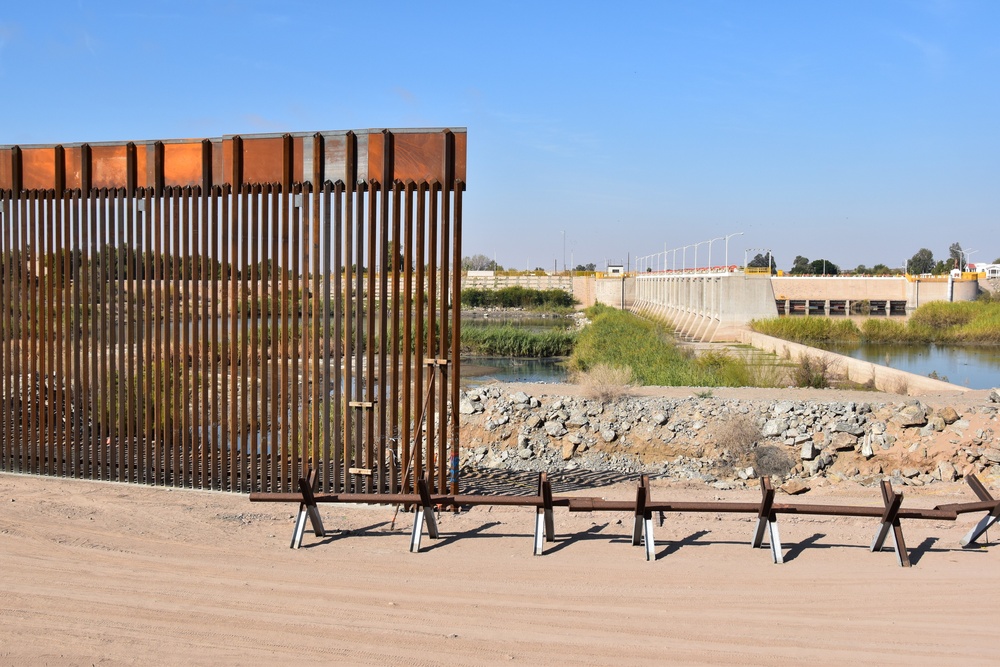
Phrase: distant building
[
  {"left": 607, "top": 264, "right": 625, "bottom": 276},
  {"left": 969, "top": 263, "right": 1000, "bottom": 279}
]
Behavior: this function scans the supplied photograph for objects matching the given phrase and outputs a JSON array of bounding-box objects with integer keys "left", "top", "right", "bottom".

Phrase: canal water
[{"left": 822, "top": 342, "right": 1000, "bottom": 389}]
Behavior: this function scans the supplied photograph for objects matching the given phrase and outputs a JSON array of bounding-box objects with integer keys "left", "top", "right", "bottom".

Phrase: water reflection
[
  {"left": 822, "top": 342, "right": 1000, "bottom": 389},
  {"left": 461, "top": 356, "right": 569, "bottom": 385}
]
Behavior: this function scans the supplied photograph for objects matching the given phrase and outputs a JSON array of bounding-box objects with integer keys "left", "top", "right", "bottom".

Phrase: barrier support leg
[
  {"left": 751, "top": 477, "right": 782, "bottom": 564},
  {"left": 631, "top": 475, "right": 655, "bottom": 561},
  {"left": 410, "top": 477, "right": 439, "bottom": 553},
  {"left": 960, "top": 475, "right": 1000, "bottom": 547},
  {"left": 534, "top": 472, "right": 555, "bottom": 556},
  {"left": 291, "top": 470, "right": 325, "bottom": 550},
  {"left": 871, "top": 480, "right": 910, "bottom": 567}
]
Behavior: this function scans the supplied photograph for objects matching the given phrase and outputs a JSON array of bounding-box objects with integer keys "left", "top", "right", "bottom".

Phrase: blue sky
[{"left": 2, "top": 1, "right": 998, "bottom": 271}]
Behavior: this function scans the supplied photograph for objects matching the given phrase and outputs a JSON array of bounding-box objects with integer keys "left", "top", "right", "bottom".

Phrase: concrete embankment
[{"left": 737, "top": 329, "right": 970, "bottom": 396}]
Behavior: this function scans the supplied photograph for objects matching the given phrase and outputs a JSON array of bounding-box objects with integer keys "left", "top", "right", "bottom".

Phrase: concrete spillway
[{"left": 630, "top": 272, "right": 981, "bottom": 342}]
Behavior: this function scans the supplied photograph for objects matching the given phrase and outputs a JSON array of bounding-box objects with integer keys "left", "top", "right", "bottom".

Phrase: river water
[
  {"left": 821, "top": 342, "right": 1000, "bottom": 389},
  {"left": 460, "top": 314, "right": 1000, "bottom": 389}
]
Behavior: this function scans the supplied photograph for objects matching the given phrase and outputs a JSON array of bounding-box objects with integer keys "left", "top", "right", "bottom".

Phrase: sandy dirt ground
[{"left": 3, "top": 469, "right": 1000, "bottom": 666}]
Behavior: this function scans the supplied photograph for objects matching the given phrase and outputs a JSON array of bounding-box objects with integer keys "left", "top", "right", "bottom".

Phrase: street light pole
[
  {"left": 561, "top": 230, "right": 566, "bottom": 274},
  {"left": 707, "top": 236, "right": 723, "bottom": 272},
  {"left": 723, "top": 232, "right": 744, "bottom": 271}
]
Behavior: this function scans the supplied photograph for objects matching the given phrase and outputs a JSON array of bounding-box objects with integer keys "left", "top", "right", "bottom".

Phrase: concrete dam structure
[{"left": 631, "top": 272, "right": 981, "bottom": 342}]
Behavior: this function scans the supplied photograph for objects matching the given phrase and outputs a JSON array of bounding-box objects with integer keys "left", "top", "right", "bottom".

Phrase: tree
[
  {"left": 462, "top": 254, "right": 498, "bottom": 271},
  {"left": 870, "top": 263, "right": 894, "bottom": 275},
  {"left": 808, "top": 259, "right": 840, "bottom": 276},
  {"left": 949, "top": 242, "right": 963, "bottom": 269},
  {"left": 747, "top": 253, "right": 776, "bottom": 271},
  {"left": 994, "top": 257, "right": 1000, "bottom": 264},
  {"left": 853, "top": 264, "right": 870, "bottom": 275},
  {"left": 574, "top": 262, "right": 597, "bottom": 272},
  {"left": 908, "top": 248, "right": 934, "bottom": 274},
  {"left": 789, "top": 255, "right": 810, "bottom": 275},
  {"left": 932, "top": 260, "right": 950, "bottom": 275}
]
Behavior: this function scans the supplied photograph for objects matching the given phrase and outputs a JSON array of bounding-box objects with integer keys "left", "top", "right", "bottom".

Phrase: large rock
[
  {"left": 990, "top": 388, "right": 1000, "bottom": 403},
  {"left": 830, "top": 432, "right": 858, "bottom": 451},
  {"left": 982, "top": 448, "right": 1000, "bottom": 464},
  {"left": 458, "top": 395, "right": 481, "bottom": 415},
  {"left": 544, "top": 420, "right": 567, "bottom": 437},
  {"left": 892, "top": 404, "right": 927, "bottom": 428},
  {"left": 800, "top": 440, "right": 817, "bottom": 461},
  {"left": 937, "top": 461, "right": 959, "bottom": 482},
  {"left": 782, "top": 479, "right": 810, "bottom": 495},
  {"left": 762, "top": 418, "right": 788, "bottom": 438},
  {"left": 939, "top": 406, "right": 960, "bottom": 425},
  {"left": 561, "top": 440, "right": 577, "bottom": 461}
]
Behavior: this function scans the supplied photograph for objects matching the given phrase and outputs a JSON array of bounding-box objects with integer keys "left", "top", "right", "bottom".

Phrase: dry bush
[
  {"left": 793, "top": 354, "right": 833, "bottom": 388},
  {"left": 572, "top": 363, "right": 634, "bottom": 402},
  {"left": 711, "top": 415, "right": 794, "bottom": 479},
  {"left": 714, "top": 414, "right": 762, "bottom": 458},
  {"left": 712, "top": 414, "right": 763, "bottom": 474},
  {"left": 753, "top": 445, "right": 795, "bottom": 478},
  {"left": 886, "top": 375, "right": 910, "bottom": 395}
]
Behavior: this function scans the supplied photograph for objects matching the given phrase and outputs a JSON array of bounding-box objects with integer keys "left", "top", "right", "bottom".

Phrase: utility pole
[{"left": 561, "top": 230, "right": 566, "bottom": 274}]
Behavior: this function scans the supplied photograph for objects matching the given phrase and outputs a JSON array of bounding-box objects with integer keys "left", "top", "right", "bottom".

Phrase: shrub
[
  {"left": 572, "top": 363, "right": 634, "bottom": 402},
  {"left": 793, "top": 354, "right": 832, "bottom": 388}
]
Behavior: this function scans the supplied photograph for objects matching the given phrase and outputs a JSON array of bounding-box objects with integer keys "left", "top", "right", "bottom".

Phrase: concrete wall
[
  {"left": 738, "top": 330, "right": 969, "bottom": 396},
  {"left": 631, "top": 274, "right": 779, "bottom": 342},
  {"left": 594, "top": 276, "right": 633, "bottom": 309},
  {"left": 462, "top": 274, "right": 572, "bottom": 292}
]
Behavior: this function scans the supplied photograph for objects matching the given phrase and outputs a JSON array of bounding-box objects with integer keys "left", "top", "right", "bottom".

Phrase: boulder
[
  {"left": 939, "top": 406, "right": 960, "bottom": 425},
  {"left": 782, "top": 479, "right": 810, "bottom": 495},
  {"left": 892, "top": 404, "right": 927, "bottom": 428},
  {"left": 762, "top": 418, "right": 788, "bottom": 438},
  {"left": 830, "top": 432, "right": 858, "bottom": 451},
  {"left": 561, "top": 440, "right": 577, "bottom": 461},
  {"left": 937, "top": 461, "right": 959, "bottom": 482},
  {"left": 800, "top": 441, "right": 817, "bottom": 460},
  {"left": 989, "top": 388, "right": 1000, "bottom": 403},
  {"left": 600, "top": 429, "right": 617, "bottom": 443},
  {"left": 544, "top": 420, "right": 567, "bottom": 438}
]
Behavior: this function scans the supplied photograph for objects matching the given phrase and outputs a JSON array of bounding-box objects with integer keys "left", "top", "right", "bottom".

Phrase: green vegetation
[
  {"left": 460, "top": 325, "right": 575, "bottom": 357},
  {"left": 568, "top": 304, "right": 784, "bottom": 387},
  {"left": 750, "top": 300, "right": 1000, "bottom": 344},
  {"left": 461, "top": 286, "right": 575, "bottom": 310},
  {"left": 745, "top": 317, "right": 860, "bottom": 343}
]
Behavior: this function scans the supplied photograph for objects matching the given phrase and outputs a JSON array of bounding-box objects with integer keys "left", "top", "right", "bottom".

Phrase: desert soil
[{"left": 3, "top": 386, "right": 1000, "bottom": 665}]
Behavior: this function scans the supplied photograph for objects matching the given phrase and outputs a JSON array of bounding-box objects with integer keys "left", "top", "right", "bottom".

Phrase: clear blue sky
[{"left": 2, "top": 1, "right": 998, "bottom": 271}]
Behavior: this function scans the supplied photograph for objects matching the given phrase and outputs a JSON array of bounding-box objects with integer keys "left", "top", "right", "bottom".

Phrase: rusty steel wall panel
[{"left": 0, "top": 128, "right": 464, "bottom": 494}]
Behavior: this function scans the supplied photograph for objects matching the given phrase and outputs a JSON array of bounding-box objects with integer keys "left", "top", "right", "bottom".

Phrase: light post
[
  {"left": 561, "top": 230, "right": 566, "bottom": 274},
  {"left": 694, "top": 240, "right": 709, "bottom": 272},
  {"left": 682, "top": 244, "right": 694, "bottom": 272},
  {"left": 962, "top": 249, "right": 978, "bottom": 271},
  {"left": 707, "top": 236, "right": 723, "bottom": 272},
  {"left": 671, "top": 247, "right": 680, "bottom": 272},
  {"left": 723, "top": 232, "right": 743, "bottom": 271}
]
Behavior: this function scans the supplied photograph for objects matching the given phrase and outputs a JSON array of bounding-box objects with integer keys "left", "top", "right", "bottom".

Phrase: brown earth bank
[{"left": 3, "top": 383, "right": 1000, "bottom": 665}]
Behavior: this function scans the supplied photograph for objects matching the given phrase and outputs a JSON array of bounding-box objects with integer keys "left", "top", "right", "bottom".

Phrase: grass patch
[
  {"left": 752, "top": 300, "right": 1000, "bottom": 345},
  {"left": 568, "top": 305, "right": 781, "bottom": 387},
  {"left": 460, "top": 325, "right": 575, "bottom": 357}
]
